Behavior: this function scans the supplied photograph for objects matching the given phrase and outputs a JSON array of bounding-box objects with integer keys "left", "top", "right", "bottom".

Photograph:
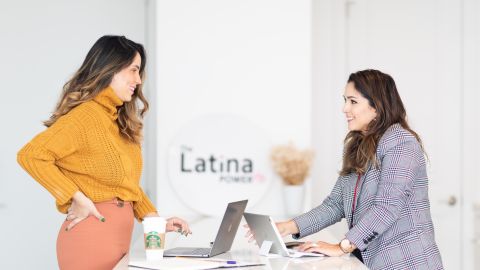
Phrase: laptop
[
  {"left": 163, "top": 200, "right": 248, "bottom": 258},
  {"left": 243, "top": 212, "right": 324, "bottom": 258}
]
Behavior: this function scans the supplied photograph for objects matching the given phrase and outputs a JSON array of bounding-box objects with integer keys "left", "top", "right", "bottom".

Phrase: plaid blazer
[{"left": 293, "top": 124, "right": 443, "bottom": 270}]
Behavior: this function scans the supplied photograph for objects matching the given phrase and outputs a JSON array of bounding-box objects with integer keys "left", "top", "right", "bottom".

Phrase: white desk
[{"left": 116, "top": 216, "right": 368, "bottom": 270}]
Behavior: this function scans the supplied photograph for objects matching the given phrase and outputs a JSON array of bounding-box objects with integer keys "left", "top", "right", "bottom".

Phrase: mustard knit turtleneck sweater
[{"left": 17, "top": 87, "right": 157, "bottom": 221}]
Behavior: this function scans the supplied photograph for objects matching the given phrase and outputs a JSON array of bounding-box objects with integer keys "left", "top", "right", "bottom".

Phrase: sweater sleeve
[
  {"left": 17, "top": 121, "right": 81, "bottom": 212},
  {"left": 133, "top": 188, "right": 158, "bottom": 222}
]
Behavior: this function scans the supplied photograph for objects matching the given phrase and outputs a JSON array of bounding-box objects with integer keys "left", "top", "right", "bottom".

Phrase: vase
[{"left": 283, "top": 184, "right": 305, "bottom": 217}]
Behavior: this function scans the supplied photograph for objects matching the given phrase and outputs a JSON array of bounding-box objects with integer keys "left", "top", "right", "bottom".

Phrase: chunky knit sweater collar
[{"left": 93, "top": 87, "right": 123, "bottom": 120}]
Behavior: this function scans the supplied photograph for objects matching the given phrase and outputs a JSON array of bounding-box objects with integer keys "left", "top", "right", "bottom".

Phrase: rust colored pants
[{"left": 57, "top": 199, "right": 134, "bottom": 270}]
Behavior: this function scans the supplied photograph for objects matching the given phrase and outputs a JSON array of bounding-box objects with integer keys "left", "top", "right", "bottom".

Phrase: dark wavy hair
[
  {"left": 340, "top": 69, "right": 423, "bottom": 176},
  {"left": 44, "top": 35, "right": 149, "bottom": 143}
]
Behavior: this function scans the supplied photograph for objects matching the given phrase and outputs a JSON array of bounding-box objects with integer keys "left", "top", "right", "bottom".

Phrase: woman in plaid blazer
[{"left": 277, "top": 69, "right": 444, "bottom": 269}]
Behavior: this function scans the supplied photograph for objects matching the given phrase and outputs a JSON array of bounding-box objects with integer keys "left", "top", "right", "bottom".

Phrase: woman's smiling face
[
  {"left": 109, "top": 52, "right": 142, "bottom": 102},
  {"left": 342, "top": 82, "right": 377, "bottom": 133}
]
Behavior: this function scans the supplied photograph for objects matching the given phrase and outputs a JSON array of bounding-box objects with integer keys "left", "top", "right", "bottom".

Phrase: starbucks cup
[{"left": 142, "top": 217, "right": 167, "bottom": 260}]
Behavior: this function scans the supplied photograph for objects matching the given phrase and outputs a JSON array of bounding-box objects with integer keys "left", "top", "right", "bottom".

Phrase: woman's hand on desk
[
  {"left": 243, "top": 220, "right": 299, "bottom": 244},
  {"left": 65, "top": 191, "right": 105, "bottom": 231},
  {"left": 143, "top": 213, "right": 192, "bottom": 236},
  {"left": 296, "top": 241, "right": 345, "bottom": 257},
  {"left": 166, "top": 216, "right": 191, "bottom": 236},
  {"left": 276, "top": 220, "right": 299, "bottom": 237}
]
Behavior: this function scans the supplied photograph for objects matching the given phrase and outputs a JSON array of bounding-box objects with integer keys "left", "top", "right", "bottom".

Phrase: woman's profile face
[
  {"left": 110, "top": 52, "right": 142, "bottom": 102},
  {"left": 342, "top": 82, "right": 377, "bottom": 133}
]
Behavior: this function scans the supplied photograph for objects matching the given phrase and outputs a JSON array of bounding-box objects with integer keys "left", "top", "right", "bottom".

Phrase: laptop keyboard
[
  {"left": 287, "top": 248, "right": 325, "bottom": 258},
  {"left": 186, "top": 248, "right": 212, "bottom": 255}
]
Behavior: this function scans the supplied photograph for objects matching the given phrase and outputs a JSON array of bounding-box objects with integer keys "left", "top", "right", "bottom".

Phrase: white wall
[
  {"left": 0, "top": 1, "right": 147, "bottom": 268},
  {"left": 464, "top": 0, "right": 480, "bottom": 203},
  {"left": 463, "top": 0, "right": 480, "bottom": 268},
  {"left": 153, "top": 0, "right": 312, "bottom": 217},
  {"left": 309, "top": 0, "right": 350, "bottom": 240}
]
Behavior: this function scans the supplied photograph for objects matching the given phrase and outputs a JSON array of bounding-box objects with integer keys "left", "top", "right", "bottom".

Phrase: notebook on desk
[
  {"left": 243, "top": 212, "right": 325, "bottom": 258},
  {"left": 163, "top": 200, "right": 248, "bottom": 258},
  {"left": 129, "top": 258, "right": 265, "bottom": 270},
  {"left": 129, "top": 258, "right": 221, "bottom": 270}
]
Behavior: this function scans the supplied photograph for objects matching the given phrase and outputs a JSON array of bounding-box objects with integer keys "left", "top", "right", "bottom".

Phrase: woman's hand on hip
[{"left": 65, "top": 191, "right": 105, "bottom": 231}]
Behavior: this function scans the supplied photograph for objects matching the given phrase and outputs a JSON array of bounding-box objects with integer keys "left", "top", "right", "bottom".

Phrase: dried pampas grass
[{"left": 270, "top": 143, "right": 314, "bottom": 185}]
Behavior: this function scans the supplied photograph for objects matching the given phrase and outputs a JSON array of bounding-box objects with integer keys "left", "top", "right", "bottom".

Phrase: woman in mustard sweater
[{"left": 17, "top": 35, "right": 190, "bottom": 269}]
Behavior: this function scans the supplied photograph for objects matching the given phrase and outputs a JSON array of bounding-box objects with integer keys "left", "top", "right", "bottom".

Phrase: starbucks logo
[{"left": 145, "top": 232, "right": 162, "bottom": 249}]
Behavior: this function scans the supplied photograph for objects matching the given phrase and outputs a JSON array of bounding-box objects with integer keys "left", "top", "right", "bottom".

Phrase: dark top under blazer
[{"left": 293, "top": 124, "right": 443, "bottom": 270}]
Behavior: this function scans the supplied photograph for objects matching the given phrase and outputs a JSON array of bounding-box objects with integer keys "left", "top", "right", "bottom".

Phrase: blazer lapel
[
  {"left": 350, "top": 164, "right": 380, "bottom": 226},
  {"left": 344, "top": 173, "right": 356, "bottom": 228},
  {"left": 346, "top": 165, "right": 375, "bottom": 228}
]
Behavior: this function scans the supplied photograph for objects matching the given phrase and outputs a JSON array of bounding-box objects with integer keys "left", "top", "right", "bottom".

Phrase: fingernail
[{"left": 100, "top": 217, "right": 106, "bottom": 222}]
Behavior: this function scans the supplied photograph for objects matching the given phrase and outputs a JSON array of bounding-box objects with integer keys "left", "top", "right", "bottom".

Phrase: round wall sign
[{"left": 167, "top": 114, "right": 272, "bottom": 216}]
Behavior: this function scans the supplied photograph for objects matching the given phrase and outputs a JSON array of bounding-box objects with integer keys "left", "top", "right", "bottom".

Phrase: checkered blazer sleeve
[
  {"left": 291, "top": 176, "right": 345, "bottom": 239},
  {"left": 345, "top": 139, "right": 420, "bottom": 251}
]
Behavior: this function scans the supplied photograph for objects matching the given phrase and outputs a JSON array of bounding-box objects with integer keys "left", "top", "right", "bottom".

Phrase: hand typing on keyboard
[{"left": 296, "top": 241, "right": 344, "bottom": 257}]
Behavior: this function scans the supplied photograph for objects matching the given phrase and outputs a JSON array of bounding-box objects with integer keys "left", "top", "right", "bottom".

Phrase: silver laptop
[
  {"left": 243, "top": 212, "right": 324, "bottom": 258},
  {"left": 163, "top": 200, "right": 248, "bottom": 258}
]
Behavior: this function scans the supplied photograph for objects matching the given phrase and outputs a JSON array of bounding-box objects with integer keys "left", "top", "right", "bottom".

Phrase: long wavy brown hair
[
  {"left": 44, "top": 35, "right": 149, "bottom": 144},
  {"left": 340, "top": 69, "right": 423, "bottom": 176}
]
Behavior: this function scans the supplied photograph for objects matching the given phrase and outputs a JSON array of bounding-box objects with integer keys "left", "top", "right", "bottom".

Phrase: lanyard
[{"left": 350, "top": 173, "right": 362, "bottom": 228}]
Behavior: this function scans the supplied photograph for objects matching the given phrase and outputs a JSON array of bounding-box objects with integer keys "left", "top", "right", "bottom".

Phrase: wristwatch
[{"left": 339, "top": 238, "right": 355, "bottom": 253}]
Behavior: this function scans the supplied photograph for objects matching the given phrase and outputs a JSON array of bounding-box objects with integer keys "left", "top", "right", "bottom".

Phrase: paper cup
[{"left": 142, "top": 217, "right": 167, "bottom": 260}]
